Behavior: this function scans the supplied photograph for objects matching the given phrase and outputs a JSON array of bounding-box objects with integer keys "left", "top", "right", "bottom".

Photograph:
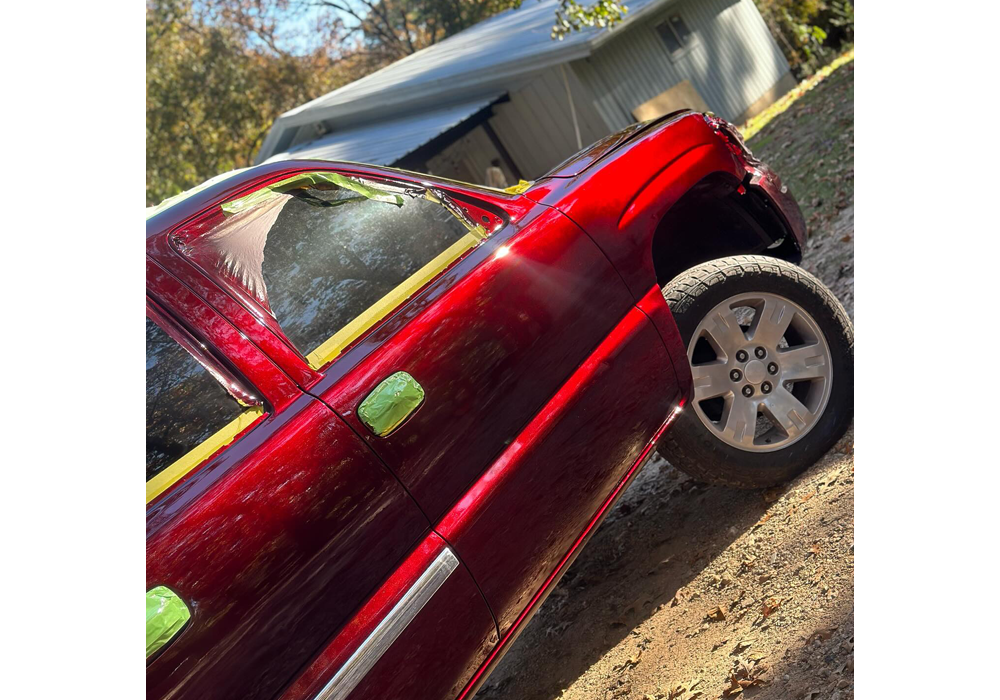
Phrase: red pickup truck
[{"left": 146, "top": 111, "right": 853, "bottom": 700}]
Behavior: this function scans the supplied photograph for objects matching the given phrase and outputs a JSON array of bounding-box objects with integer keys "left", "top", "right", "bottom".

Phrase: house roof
[{"left": 256, "top": 0, "right": 673, "bottom": 163}]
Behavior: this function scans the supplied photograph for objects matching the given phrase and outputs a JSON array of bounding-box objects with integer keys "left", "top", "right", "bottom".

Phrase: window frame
[
  {"left": 146, "top": 298, "right": 268, "bottom": 504},
  {"left": 168, "top": 167, "right": 507, "bottom": 376},
  {"left": 655, "top": 14, "right": 699, "bottom": 61}
]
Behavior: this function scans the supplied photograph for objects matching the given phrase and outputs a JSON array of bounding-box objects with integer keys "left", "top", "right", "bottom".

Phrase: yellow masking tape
[
  {"left": 146, "top": 406, "right": 266, "bottom": 504},
  {"left": 306, "top": 232, "right": 482, "bottom": 370}
]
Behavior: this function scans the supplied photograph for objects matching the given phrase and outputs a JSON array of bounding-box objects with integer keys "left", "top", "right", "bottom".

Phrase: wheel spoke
[
  {"left": 686, "top": 289, "right": 835, "bottom": 453},
  {"left": 703, "top": 306, "right": 747, "bottom": 357},
  {"left": 751, "top": 297, "right": 794, "bottom": 349},
  {"left": 761, "top": 386, "right": 813, "bottom": 439},
  {"left": 778, "top": 344, "right": 829, "bottom": 382},
  {"left": 722, "top": 395, "right": 758, "bottom": 447},
  {"left": 691, "top": 362, "right": 732, "bottom": 401}
]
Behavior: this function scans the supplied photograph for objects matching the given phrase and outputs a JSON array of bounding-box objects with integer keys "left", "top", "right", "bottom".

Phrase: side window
[
  {"left": 176, "top": 172, "right": 488, "bottom": 369},
  {"left": 146, "top": 316, "right": 262, "bottom": 501},
  {"left": 656, "top": 15, "right": 693, "bottom": 56}
]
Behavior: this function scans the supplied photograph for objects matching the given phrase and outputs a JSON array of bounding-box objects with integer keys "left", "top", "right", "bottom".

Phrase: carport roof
[{"left": 264, "top": 95, "right": 502, "bottom": 166}]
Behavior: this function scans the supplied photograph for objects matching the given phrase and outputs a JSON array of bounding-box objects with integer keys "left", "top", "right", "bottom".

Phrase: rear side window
[
  {"left": 176, "top": 172, "right": 489, "bottom": 369},
  {"left": 146, "top": 317, "right": 259, "bottom": 497}
]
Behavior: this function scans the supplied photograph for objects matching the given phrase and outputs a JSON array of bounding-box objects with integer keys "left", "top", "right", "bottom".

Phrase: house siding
[
  {"left": 486, "top": 65, "right": 608, "bottom": 179},
  {"left": 572, "top": 0, "right": 790, "bottom": 131}
]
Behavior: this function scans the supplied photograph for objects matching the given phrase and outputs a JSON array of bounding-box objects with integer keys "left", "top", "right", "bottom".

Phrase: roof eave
[{"left": 255, "top": 0, "right": 673, "bottom": 163}]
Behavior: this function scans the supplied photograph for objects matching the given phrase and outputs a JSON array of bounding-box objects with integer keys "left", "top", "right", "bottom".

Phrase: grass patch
[{"left": 739, "top": 48, "right": 855, "bottom": 142}]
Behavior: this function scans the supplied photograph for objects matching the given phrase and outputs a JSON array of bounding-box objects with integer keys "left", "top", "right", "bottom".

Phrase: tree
[
  {"left": 147, "top": 0, "right": 362, "bottom": 205},
  {"left": 752, "top": 0, "right": 854, "bottom": 78},
  {"left": 147, "top": 0, "right": 629, "bottom": 205}
]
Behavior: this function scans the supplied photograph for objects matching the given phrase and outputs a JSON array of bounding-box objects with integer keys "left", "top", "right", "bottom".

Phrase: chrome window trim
[{"left": 314, "top": 547, "right": 460, "bottom": 700}]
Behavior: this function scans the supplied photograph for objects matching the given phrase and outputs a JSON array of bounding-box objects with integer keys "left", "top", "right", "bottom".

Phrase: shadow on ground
[{"left": 478, "top": 437, "right": 854, "bottom": 700}]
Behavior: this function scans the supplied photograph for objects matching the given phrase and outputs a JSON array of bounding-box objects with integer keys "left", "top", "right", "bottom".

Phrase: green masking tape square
[
  {"left": 146, "top": 586, "right": 191, "bottom": 659},
  {"left": 358, "top": 372, "right": 425, "bottom": 437}
]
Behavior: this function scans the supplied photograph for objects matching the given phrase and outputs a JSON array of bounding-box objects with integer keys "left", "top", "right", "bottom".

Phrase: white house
[{"left": 256, "top": 0, "right": 794, "bottom": 185}]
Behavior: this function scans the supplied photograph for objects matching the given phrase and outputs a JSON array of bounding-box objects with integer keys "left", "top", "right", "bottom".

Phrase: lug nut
[
  {"left": 735, "top": 350, "right": 749, "bottom": 362},
  {"left": 730, "top": 369, "right": 742, "bottom": 382},
  {"left": 767, "top": 362, "right": 778, "bottom": 375},
  {"left": 761, "top": 381, "right": 772, "bottom": 394},
  {"left": 742, "top": 385, "right": 754, "bottom": 397},
  {"left": 755, "top": 346, "right": 767, "bottom": 359}
]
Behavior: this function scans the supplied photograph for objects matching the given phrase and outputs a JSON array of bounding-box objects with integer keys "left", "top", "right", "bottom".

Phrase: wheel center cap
[{"left": 744, "top": 359, "right": 767, "bottom": 384}]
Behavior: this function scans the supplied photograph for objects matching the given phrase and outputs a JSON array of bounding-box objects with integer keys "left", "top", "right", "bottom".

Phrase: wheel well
[{"left": 651, "top": 172, "right": 801, "bottom": 286}]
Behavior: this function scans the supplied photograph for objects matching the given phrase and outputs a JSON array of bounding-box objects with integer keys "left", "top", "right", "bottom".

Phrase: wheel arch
[{"left": 650, "top": 171, "right": 803, "bottom": 287}]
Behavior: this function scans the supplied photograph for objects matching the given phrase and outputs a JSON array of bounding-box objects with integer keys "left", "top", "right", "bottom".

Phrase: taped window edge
[
  {"left": 504, "top": 179, "right": 534, "bottom": 194},
  {"left": 220, "top": 171, "right": 404, "bottom": 216},
  {"left": 184, "top": 174, "right": 493, "bottom": 372},
  {"left": 146, "top": 406, "right": 266, "bottom": 504},
  {"left": 146, "top": 167, "right": 250, "bottom": 221},
  {"left": 305, "top": 231, "right": 484, "bottom": 369}
]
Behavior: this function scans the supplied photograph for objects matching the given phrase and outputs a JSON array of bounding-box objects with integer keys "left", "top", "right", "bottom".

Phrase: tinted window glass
[
  {"left": 146, "top": 318, "right": 244, "bottom": 480},
  {"left": 261, "top": 189, "right": 468, "bottom": 354}
]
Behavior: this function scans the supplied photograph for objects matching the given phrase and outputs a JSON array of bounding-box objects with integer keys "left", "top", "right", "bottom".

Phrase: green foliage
[
  {"left": 147, "top": 0, "right": 358, "bottom": 205},
  {"left": 551, "top": 0, "right": 628, "bottom": 40},
  {"left": 752, "top": 0, "right": 854, "bottom": 78},
  {"left": 147, "top": 0, "right": 629, "bottom": 205}
]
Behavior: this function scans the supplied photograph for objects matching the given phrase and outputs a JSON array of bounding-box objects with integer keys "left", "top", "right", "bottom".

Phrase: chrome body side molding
[{"left": 315, "top": 547, "right": 460, "bottom": 700}]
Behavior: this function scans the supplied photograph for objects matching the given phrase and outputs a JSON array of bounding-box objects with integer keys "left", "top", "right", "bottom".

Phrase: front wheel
[{"left": 657, "top": 255, "right": 853, "bottom": 489}]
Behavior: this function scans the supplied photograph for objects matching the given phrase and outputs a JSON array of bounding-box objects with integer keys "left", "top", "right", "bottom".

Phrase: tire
[{"left": 657, "top": 255, "right": 853, "bottom": 489}]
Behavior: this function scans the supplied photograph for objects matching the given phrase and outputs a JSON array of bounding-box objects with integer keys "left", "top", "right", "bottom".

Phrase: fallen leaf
[
  {"left": 613, "top": 650, "right": 643, "bottom": 673},
  {"left": 809, "top": 543, "right": 822, "bottom": 556},
  {"left": 800, "top": 490, "right": 816, "bottom": 503},
  {"left": 840, "top": 234, "right": 852, "bottom": 242},
  {"left": 666, "top": 679, "right": 704, "bottom": 700},
  {"left": 806, "top": 626, "right": 838, "bottom": 645},
  {"left": 725, "top": 656, "right": 769, "bottom": 695},
  {"left": 762, "top": 487, "right": 784, "bottom": 503},
  {"left": 706, "top": 605, "right": 727, "bottom": 621},
  {"left": 762, "top": 597, "right": 783, "bottom": 618},
  {"left": 753, "top": 513, "right": 772, "bottom": 528}
]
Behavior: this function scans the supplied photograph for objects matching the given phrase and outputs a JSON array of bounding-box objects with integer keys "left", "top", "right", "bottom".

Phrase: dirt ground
[{"left": 477, "top": 61, "right": 855, "bottom": 700}]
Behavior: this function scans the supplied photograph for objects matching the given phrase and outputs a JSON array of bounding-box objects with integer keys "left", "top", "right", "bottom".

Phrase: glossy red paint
[
  {"left": 317, "top": 203, "right": 637, "bottom": 522},
  {"left": 524, "top": 113, "right": 747, "bottom": 301},
  {"left": 436, "top": 304, "right": 679, "bottom": 635},
  {"left": 147, "top": 259, "right": 300, "bottom": 413},
  {"left": 146, "top": 112, "right": 806, "bottom": 700},
  {"left": 636, "top": 284, "right": 694, "bottom": 399},
  {"left": 146, "top": 393, "right": 431, "bottom": 700},
  {"left": 147, "top": 258, "right": 438, "bottom": 700},
  {"left": 279, "top": 534, "right": 498, "bottom": 700},
  {"left": 455, "top": 401, "right": 685, "bottom": 700}
]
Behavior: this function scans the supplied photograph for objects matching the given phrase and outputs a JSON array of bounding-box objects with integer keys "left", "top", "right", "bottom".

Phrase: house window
[{"left": 656, "top": 15, "right": 693, "bottom": 56}]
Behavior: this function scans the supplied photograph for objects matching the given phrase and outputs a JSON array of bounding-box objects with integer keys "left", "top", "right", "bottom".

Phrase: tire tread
[{"left": 657, "top": 255, "right": 853, "bottom": 489}]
